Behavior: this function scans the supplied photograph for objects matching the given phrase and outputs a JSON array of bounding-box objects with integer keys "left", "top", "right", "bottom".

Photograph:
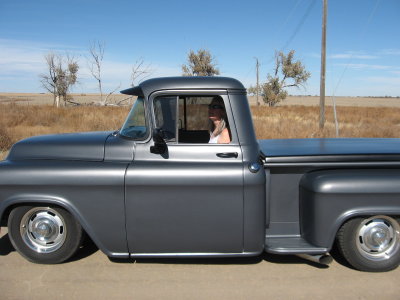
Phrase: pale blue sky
[{"left": 1, "top": 0, "right": 399, "bottom": 96}]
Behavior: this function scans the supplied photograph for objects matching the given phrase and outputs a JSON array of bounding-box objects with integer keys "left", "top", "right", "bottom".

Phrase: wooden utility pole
[
  {"left": 255, "top": 57, "right": 260, "bottom": 106},
  {"left": 319, "top": 0, "right": 327, "bottom": 129}
]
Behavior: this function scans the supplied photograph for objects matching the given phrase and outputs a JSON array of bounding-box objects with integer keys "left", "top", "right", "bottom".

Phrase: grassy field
[
  {"left": 1, "top": 93, "right": 400, "bottom": 160},
  {"left": 252, "top": 105, "right": 400, "bottom": 139}
]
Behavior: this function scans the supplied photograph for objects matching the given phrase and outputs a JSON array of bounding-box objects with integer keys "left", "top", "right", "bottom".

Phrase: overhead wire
[
  {"left": 330, "top": 0, "right": 381, "bottom": 137},
  {"left": 280, "top": 0, "right": 317, "bottom": 52},
  {"left": 260, "top": 0, "right": 317, "bottom": 66},
  {"left": 331, "top": 0, "right": 382, "bottom": 96}
]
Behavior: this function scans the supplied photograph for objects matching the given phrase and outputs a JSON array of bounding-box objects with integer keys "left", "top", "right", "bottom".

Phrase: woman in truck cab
[{"left": 208, "top": 96, "right": 231, "bottom": 144}]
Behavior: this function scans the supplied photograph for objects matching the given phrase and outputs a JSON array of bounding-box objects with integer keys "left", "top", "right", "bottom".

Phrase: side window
[
  {"left": 178, "top": 96, "right": 231, "bottom": 144},
  {"left": 153, "top": 95, "right": 231, "bottom": 144},
  {"left": 178, "top": 96, "right": 212, "bottom": 143}
]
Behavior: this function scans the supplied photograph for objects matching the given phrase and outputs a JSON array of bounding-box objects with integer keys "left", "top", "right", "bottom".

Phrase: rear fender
[{"left": 299, "top": 169, "right": 400, "bottom": 249}]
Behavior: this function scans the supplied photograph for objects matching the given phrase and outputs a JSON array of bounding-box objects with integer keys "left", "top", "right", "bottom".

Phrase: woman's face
[{"left": 208, "top": 101, "right": 225, "bottom": 121}]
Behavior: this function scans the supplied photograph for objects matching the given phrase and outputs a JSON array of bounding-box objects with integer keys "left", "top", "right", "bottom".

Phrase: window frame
[{"left": 150, "top": 90, "right": 238, "bottom": 145}]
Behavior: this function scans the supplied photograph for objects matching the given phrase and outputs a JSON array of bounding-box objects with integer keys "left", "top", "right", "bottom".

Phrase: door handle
[{"left": 216, "top": 152, "right": 238, "bottom": 158}]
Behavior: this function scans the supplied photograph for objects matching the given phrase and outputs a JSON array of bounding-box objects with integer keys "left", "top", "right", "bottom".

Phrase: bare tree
[
  {"left": 88, "top": 40, "right": 106, "bottom": 105},
  {"left": 182, "top": 49, "right": 220, "bottom": 76},
  {"left": 40, "top": 53, "right": 79, "bottom": 107},
  {"left": 40, "top": 53, "right": 58, "bottom": 106},
  {"left": 262, "top": 50, "right": 310, "bottom": 106},
  {"left": 131, "top": 58, "right": 152, "bottom": 87}
]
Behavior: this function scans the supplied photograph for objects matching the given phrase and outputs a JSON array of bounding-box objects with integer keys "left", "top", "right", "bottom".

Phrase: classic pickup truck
[{"left": 1, "top": 76, "right": 400, "bottom": 272}]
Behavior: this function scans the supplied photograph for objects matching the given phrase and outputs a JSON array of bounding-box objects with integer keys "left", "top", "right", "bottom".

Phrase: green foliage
[
  {"left": 262, "top": 76, "right": 288, "bottom": 107},
  {"left": 247, "top": 85, "right": 261, "bottom": 96},
  {"left": 182, "top": 49, "right": 220, "bottom": 76},
  {"left": 262, "top": 50, "right": 310, "bottom": 106}
]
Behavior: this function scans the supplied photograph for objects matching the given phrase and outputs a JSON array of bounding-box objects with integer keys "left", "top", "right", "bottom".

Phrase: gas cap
[{"left": 248, "top": 162, "right": 261, "bottom": 173}]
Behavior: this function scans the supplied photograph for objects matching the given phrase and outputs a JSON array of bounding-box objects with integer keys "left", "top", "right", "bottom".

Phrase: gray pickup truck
[{"left": 1, "top": 77, "right": 400, "bottom": 272}]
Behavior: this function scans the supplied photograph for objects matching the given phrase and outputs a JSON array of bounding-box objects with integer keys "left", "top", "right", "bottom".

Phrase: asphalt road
[{"left": 1, "top": 227, "right": 399, "bottom": 300}]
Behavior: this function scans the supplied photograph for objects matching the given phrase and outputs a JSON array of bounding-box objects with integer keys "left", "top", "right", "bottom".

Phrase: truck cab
[{"left": 117, "top": 77, "right": 265, "bottom": 255}]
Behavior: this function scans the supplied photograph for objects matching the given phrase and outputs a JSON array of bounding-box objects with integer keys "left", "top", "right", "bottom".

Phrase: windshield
[{"left": 120, "top": 97, "right": 148, "bottom": 139}]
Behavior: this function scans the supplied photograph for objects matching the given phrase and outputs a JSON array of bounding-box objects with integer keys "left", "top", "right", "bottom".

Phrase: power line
[
  {"left": 281, "top": 0, "right": 317, "bottom": 52},
  {"left": 331, "top": 0, "right": 382, "bottom": 96},
  {"left": 260, "top": 0, "right": 317, "bottom": 66}
]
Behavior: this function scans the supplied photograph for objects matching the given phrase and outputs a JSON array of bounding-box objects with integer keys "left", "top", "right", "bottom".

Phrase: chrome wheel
[
  {"left": 337, "top": 215, "right": 400, "bottom": 272},
  {"left": 20, "top": 207, "right": 67, "bottom": 253},
  {"left": 8, "top": 205, "right": 83, "bottom": 264},
  {"left": 356, "top": 216, "right": 400, "bottom": 261}
]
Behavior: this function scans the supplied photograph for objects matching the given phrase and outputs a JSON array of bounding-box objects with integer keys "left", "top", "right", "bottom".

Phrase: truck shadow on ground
[
  {"left": 111, "top": 250, "right": 353, "bottom": 270},
  {"left": 0, "top": 233, "right": 14, "bottom": 256},
  {"left": 123, "top": 254, "right": 331, "bottom": 269},
  {"left": 0, "top": 233, "right": 352, "bottom": 270}
]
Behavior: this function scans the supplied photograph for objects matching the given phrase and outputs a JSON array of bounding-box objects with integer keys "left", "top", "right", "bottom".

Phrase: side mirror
[{"left": 150, "top": 128, "right": 167, "bottom": 154}]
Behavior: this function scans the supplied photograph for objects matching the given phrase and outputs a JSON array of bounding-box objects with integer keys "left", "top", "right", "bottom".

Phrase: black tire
[
  {"left": 337, "top": 216, "right": 400, "bottom": 272},
  {"left": 7, "top": 205, "right": 83, "bottom": 264}
]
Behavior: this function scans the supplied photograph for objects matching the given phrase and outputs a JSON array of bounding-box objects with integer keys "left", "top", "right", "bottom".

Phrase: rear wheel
[
  {"left": 7, "top": 205, "right": 83, "bottom": 264},
  {"left": 337, "top": 215, "right": 400, "bottom": 272}
]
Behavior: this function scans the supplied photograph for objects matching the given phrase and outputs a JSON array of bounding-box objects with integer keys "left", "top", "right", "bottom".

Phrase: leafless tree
[
  {"left": 88, "top": 40, "right": 106, "bottom": 105},
  {"left": 40, "top": 53, "right": 58, "bottom": 106},
  {"left": 182, "top": 49, "right": 220, "bottom": 76},
  {"left": 131, "top": 58, "right": 153, "bottom": 87},
  {"left": 39, "top": 53, "right": 79, "bottom": 107}
]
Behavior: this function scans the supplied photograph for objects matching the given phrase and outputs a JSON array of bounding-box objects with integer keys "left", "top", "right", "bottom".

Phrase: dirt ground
[{"left": 1, "top": 228, "right": 399, "bottom": 300}]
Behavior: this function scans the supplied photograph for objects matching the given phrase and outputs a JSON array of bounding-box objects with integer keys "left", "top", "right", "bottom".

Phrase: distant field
[
  {"left": 0, "top": 93, "right": 131, "bottom": 106},
  {"left": 247, "top": 95, "right": 400, "bottom": 107},
  {"left": 1, "top": 93, "right": 400, "bottom": 107}
]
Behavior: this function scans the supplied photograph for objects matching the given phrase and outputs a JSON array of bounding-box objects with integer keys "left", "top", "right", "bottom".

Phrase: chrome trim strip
[
  {"left": 264, "top": 161, "right": 400, "bottom": 168},
  {"left": 108, "top": 252, "right": 130, "bottom": 258},
  {"left": 130, "top": 251, "right": 260, "bottom": 258}
]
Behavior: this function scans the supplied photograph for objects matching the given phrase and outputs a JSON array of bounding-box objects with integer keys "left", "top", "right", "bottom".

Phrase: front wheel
[
  {"left": 337, "top": 215, "right": 400, "bottom": 272},
  {"left": 7, "top": 205, "right": 83, "bottom": 264}
]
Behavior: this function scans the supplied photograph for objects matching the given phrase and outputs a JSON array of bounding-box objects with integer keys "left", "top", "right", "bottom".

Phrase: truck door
[{"left": 125, "top": 93, "right": 244, "bottom": 255}]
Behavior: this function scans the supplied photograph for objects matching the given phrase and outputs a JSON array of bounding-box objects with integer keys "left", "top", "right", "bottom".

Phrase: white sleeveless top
[{"left": 209, "top": 134, "right": 220, "bottom": 144}]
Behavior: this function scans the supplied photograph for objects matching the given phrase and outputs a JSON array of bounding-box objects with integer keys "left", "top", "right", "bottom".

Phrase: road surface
[{"left": 1, "top": 227, "right": 399, "bottom": 299}]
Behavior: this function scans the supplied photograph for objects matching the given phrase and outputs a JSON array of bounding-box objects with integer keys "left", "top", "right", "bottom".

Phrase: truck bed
[{"left": 259, "top": 138, "right": 400, "bottom": 163}]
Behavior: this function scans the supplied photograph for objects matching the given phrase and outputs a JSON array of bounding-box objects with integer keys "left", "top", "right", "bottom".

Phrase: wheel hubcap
[
  {"left": 20, "top": 208, "right": 67, "bottom": 253},
  {"left": 356, "top": 216, "right": 400, "bottom": 261}
]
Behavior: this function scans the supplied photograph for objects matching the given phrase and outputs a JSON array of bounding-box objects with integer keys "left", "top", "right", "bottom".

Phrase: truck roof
[{"left": 121, "top": 76, "right": 246, "bottom": 96}]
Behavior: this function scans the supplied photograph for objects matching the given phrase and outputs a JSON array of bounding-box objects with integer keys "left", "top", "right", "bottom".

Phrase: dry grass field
[
  {"left": 252, "top": 105, "right": 400, "bottom": 139},
  {"left": 1, "top": 92, "right": 400, "bottom": 160}
]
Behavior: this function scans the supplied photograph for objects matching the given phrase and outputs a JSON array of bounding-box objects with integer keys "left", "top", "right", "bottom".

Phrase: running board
[{"left": 265, "top": 237, "right": 328, "bottom": 255}]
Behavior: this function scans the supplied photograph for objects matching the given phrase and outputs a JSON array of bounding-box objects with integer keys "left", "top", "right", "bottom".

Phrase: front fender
[
  {"left": 300, "top": 169, "right": 400, "bottom": 249},
  {"left": 0, "top": 159, "right": 129, "bottom": 258},
  {"left": 0, "top": 193, "right": 128, "bottom": 258}
]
